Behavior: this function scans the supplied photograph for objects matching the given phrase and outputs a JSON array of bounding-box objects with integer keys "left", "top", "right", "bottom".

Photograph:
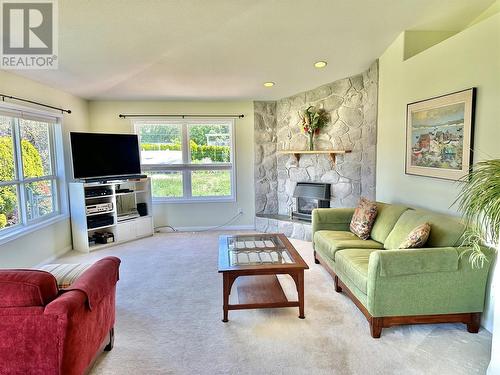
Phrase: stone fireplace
[{"left": 254, "top": 61, "right": 378, "bottom": 240}]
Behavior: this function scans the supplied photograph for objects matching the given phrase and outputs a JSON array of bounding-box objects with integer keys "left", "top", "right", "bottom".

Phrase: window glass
[
  {"left": 0, "top": 184, "right": 19, "bottom": 230},
  {"left": 189, "top": 124, "right": 231, "bottom": 164},
  {"left": 137, "top": 120, "right": 234, "bottom": 201},
  {"left": 25, "top": 179, "right": 55, "bottom": 220},
  {"left": 191, "top": 170, "right": 231, "bottom": 197},
  {"left": 20, "top": 119, "right": 52, "bottom": 177},
  {"left": 138, "top": 123, "right": 182, "bottom": 165},
  {"left": 147, "top": 171, "right": 183, "bottom": 198},
  {"left": 0, "top": 117, "right": 15, "bottom": 181}
]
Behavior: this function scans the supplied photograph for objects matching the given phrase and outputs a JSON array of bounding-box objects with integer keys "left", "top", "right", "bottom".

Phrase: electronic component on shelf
[
  {"left": 86, "top": 202, "right": 113, "bottom": 214},
  {"left": 116, "top": 188, "right": 134, "bottom": 194},
  {"left": 87, "top": 215, "right": 114, "bottom": 229},
  {"left": 117, "top": 211, "right": 140, "bottom": 222},
  {"left": 93, "top": 231, "right": 115, "bottom": 244},
  {"left": 85, "top": 188, "right": 112, "bottom": 198}
]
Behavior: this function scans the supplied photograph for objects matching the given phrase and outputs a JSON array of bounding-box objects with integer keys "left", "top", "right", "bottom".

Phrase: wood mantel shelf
[{"left": 278, "top": 150, "right": 352, "bottom": 163}]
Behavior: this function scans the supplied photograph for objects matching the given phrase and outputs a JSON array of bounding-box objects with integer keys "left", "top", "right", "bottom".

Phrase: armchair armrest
[
  {"left": 312, "top": 208, "right": 355, "bottom": 233},
  {"left": 369, "top": 247, "right": 459, "bottom": 277}
]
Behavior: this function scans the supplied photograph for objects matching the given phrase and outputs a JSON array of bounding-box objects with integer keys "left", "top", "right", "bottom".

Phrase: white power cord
[{"left": 155, "top": 212, "right": 243, "bottom": 233}]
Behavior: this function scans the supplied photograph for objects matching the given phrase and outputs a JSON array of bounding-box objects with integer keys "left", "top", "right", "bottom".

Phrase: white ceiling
[{"left": 13, "top": 0, "right": 494, "bottom": 100}]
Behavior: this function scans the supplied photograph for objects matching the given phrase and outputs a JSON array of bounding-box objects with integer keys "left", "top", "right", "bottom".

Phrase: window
[
  {"left": 135, "top": 119, "right": 235, "bottom": 202},
  {"left": 0, "top": 107, "right": 65, "bottom": 239}
]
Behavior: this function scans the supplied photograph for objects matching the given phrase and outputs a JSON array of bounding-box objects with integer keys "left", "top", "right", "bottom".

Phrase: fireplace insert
[{"left": 292, "top": 182, "right": 331, "bottom": 222}]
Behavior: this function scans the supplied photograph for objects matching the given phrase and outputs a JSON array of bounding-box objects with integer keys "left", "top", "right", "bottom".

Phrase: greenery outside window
[
  {"left": 0, "top": 106, "right": 65, "bottom": 240},
  {"left": 134, "top": 119, "right": 235, "bottom": 202}
]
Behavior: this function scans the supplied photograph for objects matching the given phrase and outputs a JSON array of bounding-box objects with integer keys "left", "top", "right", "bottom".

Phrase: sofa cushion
[
  {"left": 350, "top": 197, "right": 378, "bottom": 240},
  {"left": 39, "top": 263, "right": 93, "bottom": 289},
  {"left": 0, "top": 270, "right": 58, "bottom": 307},
  {"left": 399, "top": 223, "right": 431, "bottom": 249},
  {"left": 384, "top": 210, "right": 466, "bottom": 249},
  {"left": 314, "top": 230, "right": 384, "bottom": 261},
  {"left": 370, "top": 203, "right": 409, "bottom": 243},
  {"left": 335, "top": 248, "right": 379, "bottom": 294}
]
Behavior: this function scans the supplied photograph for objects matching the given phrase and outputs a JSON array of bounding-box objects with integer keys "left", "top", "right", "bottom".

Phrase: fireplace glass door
[{"left": 297, "top": 197, "right": 318, "bottom": 215}]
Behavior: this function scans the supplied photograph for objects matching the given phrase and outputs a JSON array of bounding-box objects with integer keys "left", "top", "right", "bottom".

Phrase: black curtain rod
[
  {"left": 0, "top": 94, "right": 71, "bottom": 114},
  {"left": 119, "top": 114, "right": 244, "bottom": 119}
]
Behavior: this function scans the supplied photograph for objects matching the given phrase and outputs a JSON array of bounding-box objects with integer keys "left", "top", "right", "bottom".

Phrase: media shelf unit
[{"left": 69, "top": 177, "right": 154, "bottom": 253}]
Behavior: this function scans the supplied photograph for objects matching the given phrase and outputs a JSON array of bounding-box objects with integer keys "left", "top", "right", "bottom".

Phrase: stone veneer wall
[
  {"left": 277, "top": 61, "right": 378, "bottom": 215},
  {"left": 254, "top": 101, "right": 278, "bottom": 214},
  {"left": 254, "top": 61, "right": 378, "bottom": 238}
]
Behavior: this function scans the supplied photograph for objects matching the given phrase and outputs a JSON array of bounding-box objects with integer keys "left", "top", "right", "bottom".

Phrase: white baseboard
[
  {"left": 34, "top": 245, "right": 73, "bottom": 267},
  {"left": 161, "top": 224, "right": 255, "bottom": 232}
]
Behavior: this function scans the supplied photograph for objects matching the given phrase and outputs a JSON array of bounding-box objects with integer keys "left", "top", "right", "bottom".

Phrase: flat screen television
[{"left": 70, "top": 132, "right": 142, "bottom": 179}]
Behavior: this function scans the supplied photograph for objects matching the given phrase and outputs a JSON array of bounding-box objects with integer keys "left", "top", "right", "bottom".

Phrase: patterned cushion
[
  {"left": 38, "top": 263, "right": 92, "bottom": 289},
  {"left": 399, "top": 223, "right": 431, "bottom": 249},
  {"left": 349, "top": 197, "right": 378, "bottom": 240}
]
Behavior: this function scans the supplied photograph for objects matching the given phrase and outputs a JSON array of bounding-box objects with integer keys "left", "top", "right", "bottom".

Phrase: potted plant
[
  {"left": 456, "top": 159, "right": 500, "bottom": 266},
  {"left": 298, "top": 106, "right": 330, "bottom": 151},
  {"left": 455, "top": 159, "right": 500, "bottom": 374}
]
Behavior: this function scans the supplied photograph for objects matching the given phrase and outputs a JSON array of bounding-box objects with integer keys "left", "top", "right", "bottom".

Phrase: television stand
[{"left": 69, "top": 177, "right": 153, "bottom": 252}]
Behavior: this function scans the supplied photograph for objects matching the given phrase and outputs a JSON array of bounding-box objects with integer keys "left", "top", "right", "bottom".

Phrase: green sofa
[{"left": 312, "top": 202, "right": 494, "bottom": 338}]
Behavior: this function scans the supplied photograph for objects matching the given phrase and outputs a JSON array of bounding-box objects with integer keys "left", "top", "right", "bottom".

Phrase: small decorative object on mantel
[
  {"left": 298, "top": 106, "right": 330, "bottom": 151},
  {"left": 405, "top": 88, "right": 476, "bottom": 180}
]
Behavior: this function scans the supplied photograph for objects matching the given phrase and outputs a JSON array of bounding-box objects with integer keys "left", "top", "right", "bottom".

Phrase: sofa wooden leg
[
  {"left": 333, "top": 275, "right": 342, "bottom": 293},
  {"left": 467, "top": 313, "right": 481, "bottom": 333},
  {"left": 370, "top": 318, "right": 383, "bottom": 338},
  {"left": 314, "top": 251, "right": 320, "bottom": 264},
  {"left": 104, "top": 327, "right": 114, "bottom": 351}
]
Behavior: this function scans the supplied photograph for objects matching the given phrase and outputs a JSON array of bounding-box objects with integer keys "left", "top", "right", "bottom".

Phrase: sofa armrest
[
  {"left": 366, "top": 246, "right": 495, "bottom": 317},
  {"left": 369, "top": 247, "right": 460, "bottom": 277},
  {"left": 44, "top": 256, "right": 120, "bottom": 315},
  {"left": 312, "top": 208, "right": 354, "bottom": 234}
]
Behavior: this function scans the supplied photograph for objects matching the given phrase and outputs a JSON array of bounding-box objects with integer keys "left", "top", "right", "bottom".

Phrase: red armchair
[{"left": 0, "top": 256, "right": 120, "bottom": 375}]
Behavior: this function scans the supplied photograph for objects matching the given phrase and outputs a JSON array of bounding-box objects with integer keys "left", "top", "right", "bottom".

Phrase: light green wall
[
  {"left": 377, "top": 14, "right": 500, "bottom": 331},
  {"left": 377, "top": 13, "right": 500, "bottom": 213},
  {"left": 469, "top": 0, "right": 500, "bottom": 26},
  {"left": 403, "top": 31, "right": 457, "bottom": 60},
  {"left": 88, "top": 100, "right": 255, "bottom": 228},
  {"left": 0, "top": 71, "right": 90, "bottom": 268}
]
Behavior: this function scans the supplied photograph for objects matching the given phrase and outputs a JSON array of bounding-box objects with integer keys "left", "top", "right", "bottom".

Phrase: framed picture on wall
[{"left": 405, "top": 88, "right": 476, "bottom": 180}]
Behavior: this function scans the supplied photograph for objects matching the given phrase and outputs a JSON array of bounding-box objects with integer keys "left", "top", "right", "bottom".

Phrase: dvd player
[{"left": 87, "top": 215, "right": 114, "bottom": 229}]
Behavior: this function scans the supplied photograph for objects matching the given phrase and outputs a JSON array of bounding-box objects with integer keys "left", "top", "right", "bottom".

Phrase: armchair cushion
[
  {"left": 314, "top": 230, "right": 383, "bottom": 261},
  {"left": 0, "top": 270, "right": 58, "bottom": 307}
]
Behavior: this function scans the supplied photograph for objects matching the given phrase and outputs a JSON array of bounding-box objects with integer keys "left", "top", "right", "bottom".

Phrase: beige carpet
[{"left": 55, "top": 231, "right": 492, "bottom": 375}]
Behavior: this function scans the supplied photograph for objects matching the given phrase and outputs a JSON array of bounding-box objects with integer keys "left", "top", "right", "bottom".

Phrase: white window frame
[
  {"left": 0, "top": 102, "right": 68, "bottom": 245},
  {"left": 134, "top": 118, "right": 236, "bottom": 203}
]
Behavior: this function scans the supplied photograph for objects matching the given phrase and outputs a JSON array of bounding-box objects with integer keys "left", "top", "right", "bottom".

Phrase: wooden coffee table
[{"left": 218, "top": 233, "right": 309, "bottom": 322}]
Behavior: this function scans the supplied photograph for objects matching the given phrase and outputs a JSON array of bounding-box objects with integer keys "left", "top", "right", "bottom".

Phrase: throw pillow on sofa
[
  {"left": 350, "top": 197, "right": 378, "bottom": 240},
  {"left": 399, "top": 223, "right": 431, "bottom": 249}
]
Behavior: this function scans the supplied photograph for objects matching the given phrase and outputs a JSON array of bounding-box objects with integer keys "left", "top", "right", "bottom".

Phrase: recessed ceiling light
[
  {"left": 314, "top": 61, "right": 327, "bottom": 68},
  {"left": 263, "top": 82, "right": 275, "bottom": 87}
]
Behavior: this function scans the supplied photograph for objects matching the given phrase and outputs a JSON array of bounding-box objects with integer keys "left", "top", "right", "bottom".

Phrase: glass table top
[{"left": 226, "top": 234, "right": 295, "bottom": 266}]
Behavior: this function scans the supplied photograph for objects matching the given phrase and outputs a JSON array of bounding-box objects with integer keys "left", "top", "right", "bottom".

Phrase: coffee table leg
[
  {"left": 222, "top": 274, "right": 230, "bottom": 322},
  {"left": 298, "top": 271, "right": 305, "bottom": 319}
]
